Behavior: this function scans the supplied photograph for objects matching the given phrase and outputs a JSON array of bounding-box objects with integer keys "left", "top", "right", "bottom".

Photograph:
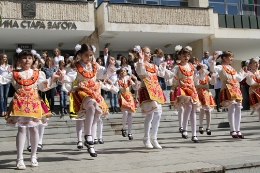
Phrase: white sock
[
  {"left": 190, "top": 105, "right": 197, "bottom": 137},
  {"left": 227, "top": 104, "right": 236, "bottom": 132},
  {"left": 178, "top": 106, "right": 184, "bottom": 128},
  {"left": 97, "top": 118, "right": 103, "bottom": 139},
  {"left": 144, "top": 112, "right": 154, "bottom": 138},
  {"left": 29, "top": 127, "right": 39, "bottom": 159},
  {"left": 122, "top": 111, "right": 128, "bottom": 130},
  {"left": 182, "top": 103, "right": 192, "bottom": 135},
  {"left": 76, "top": 120, "right": 83, "bottom": 142},
  {"left": 151, "top": 112, "right": 161, "bottom": 138},
  {"left": 205, "top": 110, "right": 211, "bottom": 129},
  {"left": 234, "top": 105, "right": 241, "bottom": 133},
  {"left": 26, "top": 127, "right": 31, "bottom": 147},
  {"left": 16, "top": 127, "right": 26, "bottom": 160},
  {"left": 128, "top": 112, "right": 133, "bottom": 134},
  {"left": 199, "top": 109, "right": 205, "bottom": 128},
  {"left": 38, "top": 125, "right": 45, "bottom": 145}
]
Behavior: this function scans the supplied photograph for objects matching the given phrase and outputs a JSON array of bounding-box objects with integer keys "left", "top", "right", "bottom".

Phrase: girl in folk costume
[
  {"left": 210, "top": 51, "right": 246, "bottom": 138},
  {"left": 0, "top": 48, "right": 60, "bottom": 169},
  {"left": 194, "top": 63, "right": 216, "bottom": 135},
  {"left": 167, "top": 45, "right": 185, "bottom": 134},
  {"left": 166, "top": 47, "right": 201, "bottom": 143},
  {"left": 246, "top": 58, "right": 260, "bottom": 122},
  {"left": 134, "top": 45, "right": 166, "bottom": 149},
  {"left": 116, "top": 68, "right": 140, "bottom": 140},
  {"left": 26, "top": 53, "right": 52, "bottom": 152},
  {"left": 59, "top": 43, "right": 117, "bottom": 157}
]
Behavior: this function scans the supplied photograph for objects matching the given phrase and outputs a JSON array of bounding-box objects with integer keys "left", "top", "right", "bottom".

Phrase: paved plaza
[{"left": 0, "top": 116, "right": 260, "bottom": 173}]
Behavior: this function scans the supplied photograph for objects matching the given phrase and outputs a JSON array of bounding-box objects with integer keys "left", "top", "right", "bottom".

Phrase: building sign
[
  {"left": 17, "top": 44, "right": 33, "bottom": 50},
  {"left": 0, "top": 20, "right": 77, "bottom": 30},
  {"left": 22, "top": 0, "right": 36, "bottom": 18}
]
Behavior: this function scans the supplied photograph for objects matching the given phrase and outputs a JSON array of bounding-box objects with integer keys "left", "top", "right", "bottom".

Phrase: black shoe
[
  {"left": 237, "top": 131, "right": 244, "bottom": 139},
  {"left": 199, "top": 127, "right": 204, "bottom": 134},
  {"left": 179, "top": 127, "right": 183, "bottom": 133},
  {"left": 37, "top": 144, "right": 43, "bottom": 151},
  {"left": 64, "top": 108, "right": 68, "bottom": 114},
  {"left": 77, "top": 141, "right": 83, "bottom": 149},
  {"left": 181, "top": 130, "right": 188, "bottom": 139},
  {"left": 206, "top": 129, "right": 211, "bottom": 135},
  {"left": 128, "top": 134, "right": 133, "bottom": 140},
  {"left": 93, "top": 139, "right": 98, "bottom": 144},
  {"left": 27, "top": 146, "right": 31, "bottom": 152},
  {"left": 115, "top": 107, "right": 118, "bottom": 113},
  {"left": 191, "top": 136, "right": 199, "bottom": 143},
  {"left": 84, "top": 135, "right": 97, "bottom": 157},
  {"left": 111, "top": 107, "right": 115, "bottom": 114},
  {"left": 98, "top": 139, "right": 104, "bottom": 144},
  {"left": 217, "top": 109, "right": 221, "bottom": 112},
  {"left": 121, "top": 129, "right": 127, "bottom": 137},
  {"left": 87, "top": 145, "right": 97, "bottom": 157}
]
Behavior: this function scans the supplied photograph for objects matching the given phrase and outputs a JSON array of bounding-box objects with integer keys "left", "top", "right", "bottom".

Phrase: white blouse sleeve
[
  {"left": 131, "top": 80, "right": 141, "bottom": 91},
  {"left": 235, "top": 69, "right": 247, "bottom": 82},
  {"left": 101, "top": 82, "right": 119, "bottom": 93},
  {"left": 96, "top": 64, "right": 117, "bottom": 80},
  {"left": 37, "top": 71, "right": 57, "bottom": 92},
  {"left": 128, "top": 65, "right": 132, "bottom": 75},
  {"left": 246, "top": 72, "right": 257, "bottom": 86},
  {"left": 60, "top": 68, "right": 77, "bottom": 83},
  {"left": 0, "top": 72, "right": 13, "bottom": 85},
  {"left": 209, "top": 59, "right": 222, "bottom": 74},
  {"left": 164, "top": 65, "right": 178, "bottom": 80},
  {"left": 157, "top": 64, "right": 166, "bottom": 77}
]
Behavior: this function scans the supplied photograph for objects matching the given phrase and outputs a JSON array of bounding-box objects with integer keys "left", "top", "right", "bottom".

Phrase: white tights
[
  {"left": 199, "top": 109, "right": 211, "bottom": 129},
  {"left": 177, "top": 106, "right": 184, "bottom": 128},
  {"left": 76, "top": 120, "right": 84, "bottom": 142},
  {"left": 91, "top": 118, "right": 104, "bottom": 140},
  {"left": 182, "top": 102, "right": 197, "bottom": 137},
  {"left": 257, "top": 109, "right": 260, "bottom": 122},
  {"left": 144, "top": 111, "right": 161, "bottom": 138},
  {"left": 122, "top": 110, "right": 133, "bottom": 134},
  {"left": 83, "top": 105, "right": 98, "bottom": 153},
  {"left": 227, "top": 104, "right": 241, "bottom": 132},
  {"left": 17, "top": 127, "right": 38, "bottom": 160},
  {"left": 27, "top": 125, "right": 45, "bottom": 147}
]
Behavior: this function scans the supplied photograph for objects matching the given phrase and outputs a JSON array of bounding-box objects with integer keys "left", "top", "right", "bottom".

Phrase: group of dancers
[{"left": 1, "top": 43, "right": 260, "bottom": 170}]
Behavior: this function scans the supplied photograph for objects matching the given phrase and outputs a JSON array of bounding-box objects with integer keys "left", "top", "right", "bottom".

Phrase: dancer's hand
[{"left": 212, "top": 51, "right": 218, "bottom": 61}]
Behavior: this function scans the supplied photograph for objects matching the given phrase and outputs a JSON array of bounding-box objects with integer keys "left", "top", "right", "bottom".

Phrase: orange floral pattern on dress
[
  {"left": 144, "top": 63, "right": 156, "bottom": 73},
  {"left": 197, "top": 88, "right": 216, "bottom": 106},
  {"left": 252, "top": 74, "right": 260, "bottom": 83},
  {"left": 141, "top": 74, "right": 166, "bottom": 105},
  {"left": 118, "top": 79, "right": 131, "bottom": 88},
  {"left": 76, "top": 62, "right": 97, "bottom": 79},
  {"left": 119, "top": 91, "right": 136, "bottom": 113},
  {"left": 178, "top": 63, "right": 194, "bottom": 77},
  {"left": 72, "top": 80, "right": 108, "bottom": 116},
  {"left": 199, "top": 76, "right": 209, "bottom": 85},
  {"left": 13, "top": 70, "right": 39, "bottom": 86},
  {"left": 222, "top": 65, "right": 236, "bottom": 75}
]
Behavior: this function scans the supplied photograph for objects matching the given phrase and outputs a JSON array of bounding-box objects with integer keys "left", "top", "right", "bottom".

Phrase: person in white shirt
[
  {"left": 101, "top": 47, "right": 110, "bottom": 68},
  {"left": 214, "top": 70, "right": 222, "bottom": 112},
  {"left": 120, "top": 56, "right": 132, "bottom": 75},
  {"left": 0, "top": 53, "right": 12, "bottom": 117},
  {"left": 53, "top": 48, "right": 64, "bottom": 69},
  {"left": 153, "top": 48, "right": 166, "bottom": 90}
]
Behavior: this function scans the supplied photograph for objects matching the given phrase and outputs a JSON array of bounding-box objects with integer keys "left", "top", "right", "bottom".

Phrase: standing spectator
[
  {"left": 100, "top": 47, "right": 110, "bottom": 68},
  {"left": 116, "top": 54, "right": 122, "bottom": 66},
  {"left": 201, "top": 51, "right": 210, "bottom": 70},
  {"left": 214, "top": 63, "right": 222, "bottom": 112},
  {"left": 58, "top": 60, "right": 68, "bottom": 116},
  {"left": 41, "top": 57, "right": 57, "bottom": 115},
  {"left": 153, "top": 48, "right": 166, "bottom": 90},
  {"left": 165, "top": 54, "right": 173, "bottom": 70},
  {"left": 64, "top": 54, "right": 71, "bottom": 67},
  {"left": 42, "top": 51, "right": 48, "bottom": 63},
  {"left": 0, "top": 53, "right": 12, "bottom": 117},
  {"left": 120, "top": 56, "right": 132, "bottom": 75},
  {"left": 240, "top": 61, "right": 250, "bottom": 110},
  {"left": 53, "top": 48, "right": 64, "bottom": 69}
]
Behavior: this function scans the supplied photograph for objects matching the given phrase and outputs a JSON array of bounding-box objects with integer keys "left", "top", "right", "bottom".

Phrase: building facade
[{"left": 0, "top": 0, "right": 260, "bottom": 69}]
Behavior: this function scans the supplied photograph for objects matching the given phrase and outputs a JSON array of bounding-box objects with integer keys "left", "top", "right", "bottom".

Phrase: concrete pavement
[{"left": 0, "top": 121, "right": 260, "bottom": 173}]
